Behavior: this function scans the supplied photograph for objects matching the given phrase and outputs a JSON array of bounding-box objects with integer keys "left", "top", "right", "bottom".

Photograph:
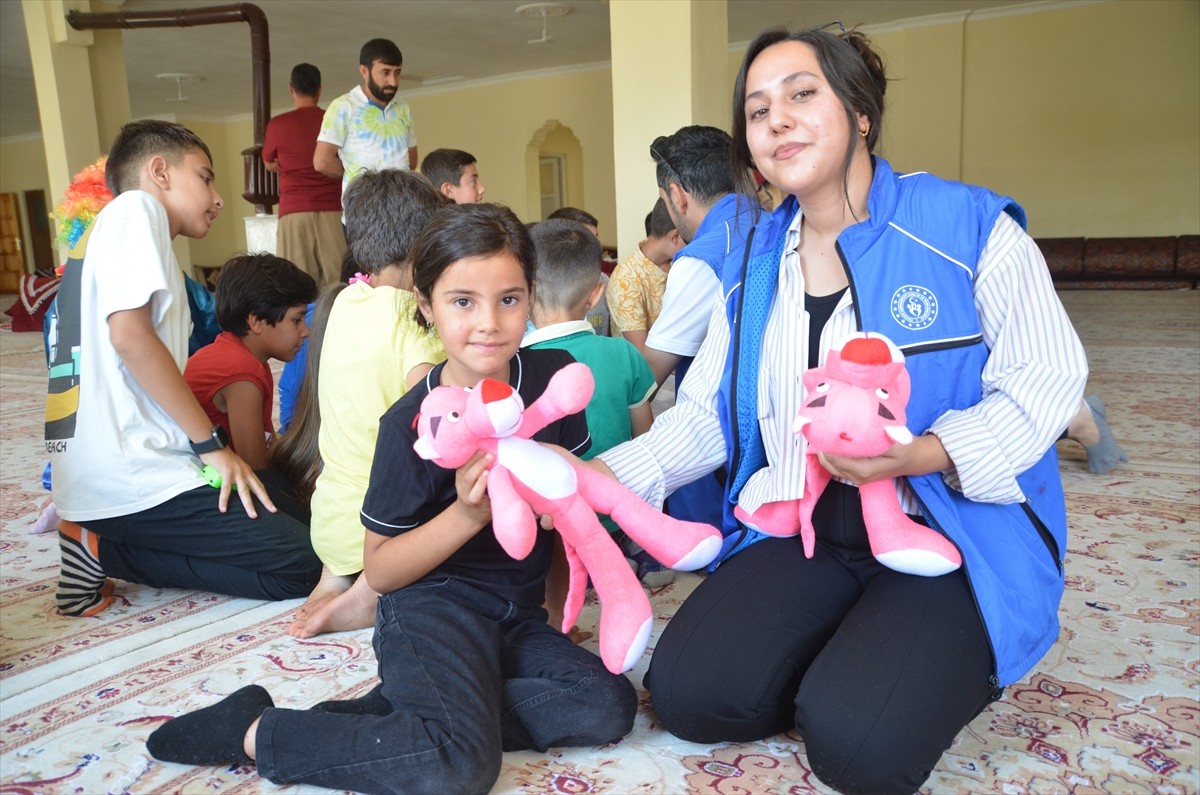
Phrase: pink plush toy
[
  {"left": 735, "top": 333, "right": 962, "bottom": 577},
  {"left": 413, "top": 362, "right": 723, "bottom": 674}
]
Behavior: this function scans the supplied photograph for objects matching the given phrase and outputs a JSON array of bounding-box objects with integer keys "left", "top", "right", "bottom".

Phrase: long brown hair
[{"left": 268, "top": 282, "right": 345, "bottom": 506}]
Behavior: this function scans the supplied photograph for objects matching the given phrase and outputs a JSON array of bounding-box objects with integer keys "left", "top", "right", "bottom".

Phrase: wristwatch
[{"left": 190, "top": 425, "right": 229, "bottom": 456}]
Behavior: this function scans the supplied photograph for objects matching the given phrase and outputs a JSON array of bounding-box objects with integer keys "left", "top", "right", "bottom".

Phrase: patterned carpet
[{"left": 1, "top": 290, "right": 1197, "bottom": 794}]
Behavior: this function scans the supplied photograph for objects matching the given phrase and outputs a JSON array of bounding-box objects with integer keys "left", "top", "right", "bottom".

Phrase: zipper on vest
[
  {"left": 904, "top": 480, "right": 1000, "bottom": 682},
  {"left": 1020, "top": 501, "right": 1064, "bottom": 574},
  {"left": 899, "top": 335, "right": 985, "bottom": 356},
  {"left": 835, "top": 241, "right": 863, "bottom": 331}
]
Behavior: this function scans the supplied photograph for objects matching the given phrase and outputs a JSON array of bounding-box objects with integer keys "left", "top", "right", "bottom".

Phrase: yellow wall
[
  {"left": 869, "top": 24, "right": 967, "bottom": 182},
  {"left": 737, "top": 0, "right": 1199, "bottom": 238},
  {"left": 404, "top": 66, "right": 617, "bottom": 248},
  {"left": 959, "top": 0, "right": 1199, "bottom": 236},
  {"left": 198, "top": 66, "right": 621, "bottom": 262},
  {"left": 3, "top": 0, "right": 1197, "bottom": 277},
  {"left": 168, "top": 117, "right": 236, "bottom": 269}
]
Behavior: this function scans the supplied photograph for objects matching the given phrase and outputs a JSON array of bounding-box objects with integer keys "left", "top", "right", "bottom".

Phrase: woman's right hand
[
  {"left": 540, "top": 443, "right": 618, "bottom": 481},
  {"left": 454, "top": 450, "right": 493, "bottom": 527},
  {"left": 581, "top": 456, "right": 617, "bottom": 480}
]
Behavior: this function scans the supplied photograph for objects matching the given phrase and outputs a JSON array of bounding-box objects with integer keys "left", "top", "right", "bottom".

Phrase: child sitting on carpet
[
  {"left": 147, "top": 202, "right": 637, "bottom": 793},
  {"left": 45, "top": 120, "right": 320, "bottom": 617},
  {"left": 287, "top": 169, "right": 446, "bottom": 639},
  {"left": 522, "top": 219, "right": 665, "bottom": 586},
  {"left": 185, "top": 254, "right": 316, "bottom": 472}
]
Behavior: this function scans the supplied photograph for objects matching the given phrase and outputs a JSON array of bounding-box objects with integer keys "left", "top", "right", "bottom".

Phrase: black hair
[
  {"left": 420, "top": 148, "right": 477, "bottom": 190},
  {"left": 547, "top": 206, "right": 598, "bottom": 228},
  {"left": 730, "top": 27, "right": 887, "bottom": 204},
  {"left": 650, "top": 125, "right": 734, "bottom": 204},
  {"left": 647, "top": 197, "right": 676, "bottom": 238},
  {"left": 105, "top": 120, "right": 212, "bottom": 196},
  {"left": 411, "top": 203, "right": 536, "bottom": 328},
  {"left": 214, "top": 253, "right": 317, "bottom": 336},
  {"left": 268, "top": 281, "right": 345, "bottom": 507},
  {"left": 360, "top": 38, "right": 402, "bottom": 68},
  {"left": 529, "top": 219, "right": 602, "bottom": 313},
  {"left": 290, "top": 63, "right": 321, "bottom": 97},
  {"left": 342, "top": 170, "right": 443, "bottom": 274}
]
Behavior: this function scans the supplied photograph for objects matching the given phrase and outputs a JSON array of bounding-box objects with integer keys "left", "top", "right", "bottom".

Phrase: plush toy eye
[
  {"left": 814, "top": 382, "right": 831, "bottom": 393},
  {"left": 875, "top": 388, "right": 890, "bottom": 400},
  {"left": 447, "top": 411, "right": 461, "bottom": 423}
]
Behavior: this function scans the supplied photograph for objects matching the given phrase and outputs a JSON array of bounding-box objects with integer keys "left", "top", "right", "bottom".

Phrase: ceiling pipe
[{"left": 67, "top": 3, "right": 277, "bottom": 213}]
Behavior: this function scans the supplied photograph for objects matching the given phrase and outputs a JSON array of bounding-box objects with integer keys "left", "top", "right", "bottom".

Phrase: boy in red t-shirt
[{"left": 186, "top": 254, "right": 316, "bottom": 471}]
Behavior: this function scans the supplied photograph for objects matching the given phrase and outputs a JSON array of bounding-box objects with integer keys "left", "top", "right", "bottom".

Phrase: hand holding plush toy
[
  {"left": 414, "top": 362, "right": 723, "bottom": 673},
  {"left": 735, "top": 333, "right": 962, "bottom": 577}
]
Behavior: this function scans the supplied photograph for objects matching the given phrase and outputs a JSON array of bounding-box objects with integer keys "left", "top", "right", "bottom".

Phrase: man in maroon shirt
[{"left": 263, "top": 64, "right": 347, "bottom": 287}]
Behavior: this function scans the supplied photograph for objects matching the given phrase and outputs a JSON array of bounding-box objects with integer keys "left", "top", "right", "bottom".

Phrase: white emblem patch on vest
[{"left": 890, "top": 285, "right": 938, "bottom": 331}]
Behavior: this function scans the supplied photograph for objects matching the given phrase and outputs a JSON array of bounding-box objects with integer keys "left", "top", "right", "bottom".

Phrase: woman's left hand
[{"left": 818, "top": 433, "right": 951, "bottom": 486}]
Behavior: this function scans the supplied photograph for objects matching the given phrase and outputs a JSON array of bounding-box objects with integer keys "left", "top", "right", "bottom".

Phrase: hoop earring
[{"left": 860, "top": 122, "right": 871, "bottom": 139}]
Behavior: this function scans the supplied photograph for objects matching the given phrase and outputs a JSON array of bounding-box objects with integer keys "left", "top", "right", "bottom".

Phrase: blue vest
[
  {"left": 713, "top": 157, "right": 1066, "bottom": 686},
  {"left": 672, "top": 192, "right": 755, "bottom": 278},
  {"left": 670, "top": 193, "right": 754, "bottom": 384}
]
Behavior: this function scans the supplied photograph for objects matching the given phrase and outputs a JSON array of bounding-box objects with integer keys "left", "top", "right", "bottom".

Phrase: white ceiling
[{"left": 1, "top": 0, "right": 1036, "bottom": 141}]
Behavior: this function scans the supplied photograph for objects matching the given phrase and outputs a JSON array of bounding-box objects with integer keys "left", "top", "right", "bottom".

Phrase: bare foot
[
  {"left": 566, "top": 625, "right": 594, "bottom": 644},
  {"left": 288, "top": 573, "right": 379, "bottom": 638},
  {"left": 1066, "top": 399, "right": 1101, "bottom": 447},
  {"left": 244, "top": 716, "right": 260, "bottom": 760},
  {"left": 1075, "top": 395, "right": 1129, "bottom": 474},
  {"left": 288, "top": 568, "right": 354, "bottom": 637}
]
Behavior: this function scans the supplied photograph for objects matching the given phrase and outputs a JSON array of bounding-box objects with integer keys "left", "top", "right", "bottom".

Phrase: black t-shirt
[
  {"left": 805, "top": 287, "right": 849, "bottom": 369},
  {"left": 360, "top": 348, "right": 591, "bottom": 607}
]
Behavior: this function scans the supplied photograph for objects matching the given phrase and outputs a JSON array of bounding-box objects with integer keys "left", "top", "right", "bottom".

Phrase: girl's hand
[
  {"left": 454, "top": 450, "right": 493, "bottom": 526},
  {"left": 818, "top": 433, "right": 951, "bottom": 486}
]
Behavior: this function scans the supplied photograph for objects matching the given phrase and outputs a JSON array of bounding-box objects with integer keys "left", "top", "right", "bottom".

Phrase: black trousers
[
  {"left": 644, "top": 481, "right": 997, "bottom": 795},
  {"left": 86, "top": 484, "right": 321, "bottom": 602}
]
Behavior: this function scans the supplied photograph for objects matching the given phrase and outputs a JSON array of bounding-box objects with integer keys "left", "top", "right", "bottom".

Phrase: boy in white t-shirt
[{"left": 45, "top": 120, "right": 321, "bottom": 617}]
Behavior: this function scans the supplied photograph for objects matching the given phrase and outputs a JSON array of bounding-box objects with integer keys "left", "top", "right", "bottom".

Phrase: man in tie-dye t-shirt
[{"left": 314, "top": 38, "right": 418, "bottom": 219}]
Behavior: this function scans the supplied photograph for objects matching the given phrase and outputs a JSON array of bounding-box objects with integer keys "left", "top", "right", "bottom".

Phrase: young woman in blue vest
[{"left": 592, "top": 26, "right": 1088, "bottom": 794}]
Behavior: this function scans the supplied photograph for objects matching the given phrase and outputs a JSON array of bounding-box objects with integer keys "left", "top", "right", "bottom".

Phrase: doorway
[
  {"left": 23, "top": 190, "right": 55, "bottom": 276},
  {"left": 539, "top": 156, "right": 564, "bottom": 220},
  {"left": 525, "top": 120, "right": 584, "bottom": 221},
  {"left": 0, "top": 194, "right": 27, "bottom": 294}
]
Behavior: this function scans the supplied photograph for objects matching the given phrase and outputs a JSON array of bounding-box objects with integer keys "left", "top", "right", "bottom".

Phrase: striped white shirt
[{"left": 600, "top": 208, "right": 1088, "bottom": 514}]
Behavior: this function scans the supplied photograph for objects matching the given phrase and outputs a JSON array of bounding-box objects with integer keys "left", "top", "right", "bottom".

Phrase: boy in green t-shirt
[{"left": 523, "top": 219, "right": 670, "bottom": 586}]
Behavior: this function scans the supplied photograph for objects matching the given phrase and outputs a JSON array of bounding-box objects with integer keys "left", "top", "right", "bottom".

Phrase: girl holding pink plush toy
[{"left": 147, "top": 203, "right": 641, "bottom": 794}]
